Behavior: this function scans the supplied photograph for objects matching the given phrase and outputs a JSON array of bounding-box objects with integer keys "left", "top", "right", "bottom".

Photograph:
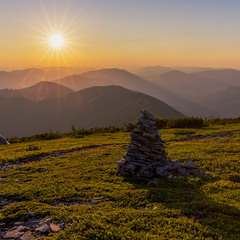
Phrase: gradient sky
[{"left": 1, "top": 0, "right": 240, "bottom": 69}]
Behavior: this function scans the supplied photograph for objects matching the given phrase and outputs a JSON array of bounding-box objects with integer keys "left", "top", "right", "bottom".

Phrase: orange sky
[{"left": 1, "top": 0, "right": 240, "bottom": 69}]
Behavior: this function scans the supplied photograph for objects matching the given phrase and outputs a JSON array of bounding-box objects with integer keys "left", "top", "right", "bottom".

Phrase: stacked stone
[{"left": 117, "top": 110, "right": 203, "bottom": 179}]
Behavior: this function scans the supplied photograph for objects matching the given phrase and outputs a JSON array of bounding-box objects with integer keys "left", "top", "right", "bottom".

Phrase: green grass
[
  {"left": 0, "top": 132, "right": 129, "bottom": 165},
  {"left": 0, "top": 123, "right": 240, "bottom": 239}
]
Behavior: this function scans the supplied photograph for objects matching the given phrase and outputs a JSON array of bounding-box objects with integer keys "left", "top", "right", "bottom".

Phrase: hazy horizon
[
  {"left": 2, "top": 0, "right": 240, "bottom": 69},
  {"left": 1, "top": 0, "right": 240, "bottom": 123},
  {"left": 1, "top": 64, "right": 240, "bottom": 73}
]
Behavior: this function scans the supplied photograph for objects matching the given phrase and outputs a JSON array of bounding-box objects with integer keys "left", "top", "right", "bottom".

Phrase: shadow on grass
[{"left": 125, "top": 176, "right": 240, "bottom": 240}]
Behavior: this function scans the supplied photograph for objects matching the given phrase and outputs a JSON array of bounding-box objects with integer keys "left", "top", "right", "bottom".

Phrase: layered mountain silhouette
[
  {"left": 55, "top": 68, "right": 154, "bottom": 91},
  {"left": 0, "top": 67, "right": 87, "bottom": 89},
  {"left": 198, "top": 86, "right": 240, "bottom": 118},
  {"left": 193, "top": 69, "right": 240, "bottom": 84},
  {"left": 0, "top": 85, "right": 184, "bottom": 137},
  {"left": 134, "top": 66, "right": 173, "bottom": 76},
  {"left": 54, "top": 74, "right": 115, "bottom": 90},
  {"left": 0, "top": 68, "right": 44, "bottom": 89},
  {"left": 1, "top": 67, "right": 240, "bottom": 119},
  {"left": 54, "top": 68, "right": 214, "bottom": 116},
  {"left": 143, "top": 69, "right": 240, "bottom": 100},
  {"left": 0, "top": 81, "right": 73, "bottom": 101},
  {"left": 174, "top": 66, "right": 215, "bottom": 73},
  {"left": 135, "top": 65, "right": 215, "bottom": 76}
]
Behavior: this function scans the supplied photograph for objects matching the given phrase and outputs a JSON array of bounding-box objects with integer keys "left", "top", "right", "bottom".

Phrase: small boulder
[
  {"left": 147, "top": 178, "right": 160, "bottom": 186},
  {"left": 35, "top": 222, "right": 49, "bottom": 233},
  {"left": 50, "top": 223, "right": 61, "bottom": 232},
  {"left": 156, "top": 164, "right": 171, "bottom": 175},
  {"left": 170, "top": 160, "right": 182, "bottom": 170},
  {"left": 183, "top": 160, "right": 199, "bottom": 169},
  {"left": 20, "top": 232, "right": 35, "bottom": 240},
  {"left": 4, "top": 229, "right": 23, "bottom": 239},
  {"left": 0, "top": 135, "right": 9, "bottom": 145}
]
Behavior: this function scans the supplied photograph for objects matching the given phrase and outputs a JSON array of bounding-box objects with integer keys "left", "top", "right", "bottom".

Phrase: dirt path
[
  {"left": 0, "top": 144, "right": 113, "bottom": 172},
  {"left": 0, "top": 144, "right": 116, "bottom": 239},
  {"left": 172, "top": 130, "right": 240, "bottom": 142}
]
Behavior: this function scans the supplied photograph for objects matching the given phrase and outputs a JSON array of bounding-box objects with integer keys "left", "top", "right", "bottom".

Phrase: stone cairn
[{"left": 117, "top": 110, "right": 204, "bottom": 180}]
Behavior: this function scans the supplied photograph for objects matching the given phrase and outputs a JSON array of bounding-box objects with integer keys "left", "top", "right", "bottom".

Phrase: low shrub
[
  {"left": 123, "top": 123, "right": 136, "bottom": 132},
  {"left": 206, "top": 117, "right": 240, "bottom": 125},
  {"left": 26, "top": 145, "right": 41, "bottom": 151},
  {"left": 167, "top": 117, "right": 204, "bottom": 128},
  {"left": 155, "top": 118, "right": 168, "bottom": 129},
  {"left": 155, "top": 117, "right": 205, "bottom": 129},
  {"left": 174, "top": 130, "right": 196, "bottom": 135},
  {"left": 7, "top": 117, "right": 240, "bottom": 144}
]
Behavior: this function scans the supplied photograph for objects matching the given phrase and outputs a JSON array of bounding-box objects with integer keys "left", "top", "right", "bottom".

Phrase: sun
[{"left": 50, "top": 34, "right": 64, "bottom": 48}]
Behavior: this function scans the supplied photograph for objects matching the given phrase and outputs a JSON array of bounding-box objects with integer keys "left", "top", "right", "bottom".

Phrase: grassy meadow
[{"left": 0, "top": 123, "right": 240, "bottom": 239}]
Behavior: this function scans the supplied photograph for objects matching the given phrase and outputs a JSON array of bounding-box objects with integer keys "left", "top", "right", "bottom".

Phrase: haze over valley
[{"left": 0, "top": 65, "right": 239, "bottom": 137}]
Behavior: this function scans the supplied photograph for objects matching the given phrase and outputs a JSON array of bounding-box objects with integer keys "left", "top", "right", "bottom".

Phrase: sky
[{"left": 1, "top": 0, "right": 240, "bottom": 69}]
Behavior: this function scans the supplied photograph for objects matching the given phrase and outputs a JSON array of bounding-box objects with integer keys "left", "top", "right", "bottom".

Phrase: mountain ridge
[
  {"left": 0, "top": 81, "right": 74, "bottom": 101},
  {"left": 0, "top": 85, "right": 184, "bottom": 137},
  {"left": 54, "top": 68, "right": 214, "bottom": 117},
  {"left": 199, "top": 86, "right": 240, "bottom": 118}
]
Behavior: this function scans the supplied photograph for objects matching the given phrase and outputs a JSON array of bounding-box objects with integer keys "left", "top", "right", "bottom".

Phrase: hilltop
[
  {"left": 0, "top": 85, "right": 184, "bottom": 137},
  {"left": 0, "top": 67, "right": 87, "bottom": 89},
  {"left": 54, "top": 68, "right": 215, "bottom": 117},
  {"left": 0, "top": 122, "right": 240, "bottom": 239},
  {"left": 0, "top": 81, "right": 73, "bottom": 101}
]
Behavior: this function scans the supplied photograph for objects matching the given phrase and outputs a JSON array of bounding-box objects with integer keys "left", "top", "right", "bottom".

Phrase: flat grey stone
[
  {"left": 20, "top": 232, "right": 35, "bottom": 240},
  {"left": 50, "top": 223, "right": 61, "bottom": 232},
  {"left": 184, "top": 160, "right": 199, "bottom": 169},
  {"left": 4, "top": 229, "right": 23, "bottom": 238},
  {"left": 35, "top": 222, "right": 49, "bottom": 233},
  {"left": 171, "top": 160, "right": 182, "bottom": 170},
  {"left": 156, "top": 165, "right": 171, "bottom": 176}
]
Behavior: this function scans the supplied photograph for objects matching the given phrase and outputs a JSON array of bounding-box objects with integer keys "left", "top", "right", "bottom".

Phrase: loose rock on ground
[{"left": 0, "top": 218, "right": 64, "bottom": 240}]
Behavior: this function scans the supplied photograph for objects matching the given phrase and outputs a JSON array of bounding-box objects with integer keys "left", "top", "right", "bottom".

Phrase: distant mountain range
[
  {"left": 54, "top": 68, "right": 214, "bottom": 117},
  {"left": 134, "top": 66, "right": 173, "bottom": 76},
  {"left": 1, "top": 66, "right": 240, "bottom": 119},
  {"left": 134, "top": 66, "right": 216, "bottom": 76},
  {"left": 143, "top": 69, "right": 240, "bottom": 100},
  {"left": 0, "top": 81, "right": 73, "bottom": 101},
  {"left": 0, "top": 67, "right": 87, "bottom": 89},
  {"left": 0, "top": 84, "right": 184, "bottom": 137},
  {"left": 198, "top": 86, "right": 240, "bottom": 118}
]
